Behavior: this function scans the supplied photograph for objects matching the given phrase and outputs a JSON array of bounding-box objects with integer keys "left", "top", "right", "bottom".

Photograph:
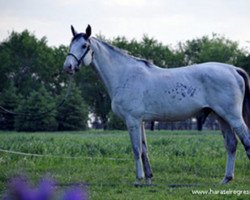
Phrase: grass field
[{"left": 0, "top": 130, "right": 250, "bottom": 199}]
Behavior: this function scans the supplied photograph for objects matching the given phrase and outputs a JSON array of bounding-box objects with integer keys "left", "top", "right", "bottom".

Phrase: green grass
[{"left": 0, "top": 130, "right": 250, "bottom": 199}]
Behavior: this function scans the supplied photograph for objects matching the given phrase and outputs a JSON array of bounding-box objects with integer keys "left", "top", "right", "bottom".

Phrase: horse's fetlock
[{"left": 221, "top": 176, "right": 234, "bottom": 184}]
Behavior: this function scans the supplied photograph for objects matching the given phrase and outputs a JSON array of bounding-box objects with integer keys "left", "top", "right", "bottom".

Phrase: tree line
[{"left": 0, "top": 30, "right": 249, "bottom": 131}]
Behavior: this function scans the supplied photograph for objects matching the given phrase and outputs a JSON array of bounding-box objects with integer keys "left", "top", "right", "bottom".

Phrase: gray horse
[{"left": 63, "top": 25, "right": 250, "bottom": 186}]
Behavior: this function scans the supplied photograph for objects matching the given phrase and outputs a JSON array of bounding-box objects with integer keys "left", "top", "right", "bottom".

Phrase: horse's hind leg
[
  {"left": 221, "top": 111, "right": 250, "bottom": 159},
  {"left": 232, "top": 122, "right": 250, "bottom": 159},
  {"left": 141, "top": 123, "right": 153, "bottom": 184},
  {"left": 218, "top": 118, "right": 238, "bottom": 184},
  {"left": 212, "top": 96, "right": 250, "bottom": 159}
]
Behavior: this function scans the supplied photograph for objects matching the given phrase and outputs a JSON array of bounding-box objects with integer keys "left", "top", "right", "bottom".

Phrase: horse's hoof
[
  {"left": 221, "top": 176, "right": 233, "bottom": 184},
  {"left": 145, "top": 178, "right": 152, "bottom": 186},
  {"left": 134, "top": 179, "right": 143, "bottom": 187}
]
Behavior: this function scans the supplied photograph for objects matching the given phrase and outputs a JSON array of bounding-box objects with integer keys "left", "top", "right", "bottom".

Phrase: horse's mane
[{"left": 94, "top": 38, "right": 154, "bottom": 68}]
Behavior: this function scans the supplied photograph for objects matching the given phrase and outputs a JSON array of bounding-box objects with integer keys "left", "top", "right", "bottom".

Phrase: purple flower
[
  {"left": 36, "top": 178, "right": 55, "bottom": 200},
  {"left": 63, "top": 187, "right": 88, "bottom": 200},
  {"left": 4, "top": 176, "right": 55, "bottom": 200},
  {"left": 3, "top": 176, "right": 88, "bottom": 200}
]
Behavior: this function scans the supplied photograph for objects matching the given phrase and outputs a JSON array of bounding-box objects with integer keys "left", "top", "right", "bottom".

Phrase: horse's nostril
[{"left": 64, "top": 64, "right": 74, "bottom": 74}]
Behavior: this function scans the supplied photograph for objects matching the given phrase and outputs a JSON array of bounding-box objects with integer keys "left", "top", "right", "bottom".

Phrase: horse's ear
[
  {"left": 85, "top": 25, "right": 92, "bottom": 38},
  {"left": 71, "top": 25, "right": 77, "bottom": 37}
]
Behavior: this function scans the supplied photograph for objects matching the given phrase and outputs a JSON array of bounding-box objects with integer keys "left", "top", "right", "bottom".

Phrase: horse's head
[{"left": 63, "top": 25, "right": 93, "bottom": 74}]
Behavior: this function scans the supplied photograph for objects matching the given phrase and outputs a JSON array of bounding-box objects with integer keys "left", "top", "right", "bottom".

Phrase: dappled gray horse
[{"left": 63, "top": 25, "right": 250, "bottom": 185}]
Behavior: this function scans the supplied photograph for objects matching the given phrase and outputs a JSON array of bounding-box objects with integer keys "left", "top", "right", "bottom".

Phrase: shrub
[
  {"left": 15, "top": 86, "right": 58, "bottom": 131},
  {"left": 0, "top": 83, "right": 21, "bottom": 130},
  {"left": 57, "top": 83, "right": 89, "bottom": 131}
]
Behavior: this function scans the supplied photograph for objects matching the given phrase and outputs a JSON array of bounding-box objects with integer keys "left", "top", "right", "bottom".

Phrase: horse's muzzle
[
  {"left": 64, "top": 65, "right": 74, "bottom": 74},
  {"left": 64, "top": 65, "right": 80, "bottom": 75}
]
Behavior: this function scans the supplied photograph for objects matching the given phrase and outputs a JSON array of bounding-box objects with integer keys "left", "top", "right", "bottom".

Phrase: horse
[{"left": 63, "top": 25, "right": 250, "bottom": 186}]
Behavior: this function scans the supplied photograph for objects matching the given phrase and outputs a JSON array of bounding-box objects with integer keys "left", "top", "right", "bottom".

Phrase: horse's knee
[
  {"left": 132, "top": 146, "right": 142, "bottom": 160},
  {"left": 233, "top": 124, "right": 248, "bottom": 136},
  {"left": 225, "top": 138, "right": 237, "bottom": 154},
  {"left": 226, "top": 145, "right": 237, "bottom": 155},
  {"left": 232, "top": 124, "right": 250, "bottom": 158}
]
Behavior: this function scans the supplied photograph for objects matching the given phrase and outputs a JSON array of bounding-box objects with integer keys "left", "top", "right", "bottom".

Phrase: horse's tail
[{"left": 236, "top": 68, "right": 250, "bottom": 129}]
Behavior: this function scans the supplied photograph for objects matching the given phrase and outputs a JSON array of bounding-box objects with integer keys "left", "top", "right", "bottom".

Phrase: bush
[
  {"left": 0, "top": 83, "right": 21, "bottom": 130},
  {"left": 15, "top": 86, "right": 58, "bottom": 131},
  {"left": 57, "top": 82, "right": 89, "bottom": 131}
]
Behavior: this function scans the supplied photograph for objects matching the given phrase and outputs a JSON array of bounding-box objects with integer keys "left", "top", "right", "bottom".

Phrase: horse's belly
[
  {"left": 143, "top": 109, "right": 200, "bottom": 121},
  {"left": 143, "top": 108, "right": 199, "bottom": 121},
  {"left": 143, "top": 97, "right": 204, "bottom": 121}
]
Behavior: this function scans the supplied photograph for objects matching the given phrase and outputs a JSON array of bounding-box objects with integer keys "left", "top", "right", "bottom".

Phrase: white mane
[{"left": 93, "top": 38, "right": 154, "bottom": 68}]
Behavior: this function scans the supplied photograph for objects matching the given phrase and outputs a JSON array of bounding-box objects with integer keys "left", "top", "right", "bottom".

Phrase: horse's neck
[{"left": 90, "top": 38, "right": 130, "bottom": 98}]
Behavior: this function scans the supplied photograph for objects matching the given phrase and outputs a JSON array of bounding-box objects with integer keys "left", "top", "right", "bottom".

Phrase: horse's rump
[{"left": 236, "top": 68, "right": 250, "bottom": 129}]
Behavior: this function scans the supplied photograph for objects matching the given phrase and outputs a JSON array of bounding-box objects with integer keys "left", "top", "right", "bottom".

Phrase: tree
[
  {"left": 0, "top": 30, "right": 68, "bottom": 97},
  {"left": 235, "top": 53, "right": 250, "bottom": 74},
  {"left": 0, "top": 30, "right": 70, "bottom": 131},
  {"left": 57, "top": 82, "right": 89, "bottom": 131},
  {"left": 181, "top": 34, "right": 243, "bottom": 65},
  {"left": 15, "top": 86, "right": 58, "bottom": 132},
  {"left": 0, "top": 82, "right": 21, "bottom": 130}
]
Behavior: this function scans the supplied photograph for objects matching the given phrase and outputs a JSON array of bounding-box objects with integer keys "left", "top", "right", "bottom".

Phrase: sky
[{"left": 0, "top": 0, "right": 250, "bottom": 49}]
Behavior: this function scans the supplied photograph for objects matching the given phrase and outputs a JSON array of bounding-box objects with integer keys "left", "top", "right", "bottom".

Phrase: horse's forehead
[
  {"left": 72, "top": 33, "right": 88, "bottom": 43},
  {"left": 70, "top": 36, "right": 87, "bottom": 48}
]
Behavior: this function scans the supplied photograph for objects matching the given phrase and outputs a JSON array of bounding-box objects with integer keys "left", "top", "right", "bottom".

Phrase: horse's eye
[{"left": 82, "top": 44, "right": 87, "bottom": 49}]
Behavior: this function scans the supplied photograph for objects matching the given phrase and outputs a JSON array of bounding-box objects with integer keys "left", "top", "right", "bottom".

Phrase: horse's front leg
[
  {"left": 141, "top": 123, "right": 153, "bottom": 184},
  {"left": 126, "top": 116, "right": 144, "bottom": 186}
]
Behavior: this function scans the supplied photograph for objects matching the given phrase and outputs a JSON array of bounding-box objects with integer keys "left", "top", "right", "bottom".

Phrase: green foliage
[
  {"left": 15, "top": 86, "right": 58, "bottom": 131},
  {"left": 235, "top": 53, "right": 250, "bottom": 74},
  {"left": 57, "top": 82, "right": 89, "bottom": 131},
  {"left": 0, "top": 30, "right": 74, "bottom": 131},
  {"left": 181, "top": 34, "right": 243, "bottom": 65},
  {"left": 107, "top": 112, "right": 126, "bottom": 130},
  {"left": 0, "top": 82, "right": 21, "bottom": 130},
  {"left": 0, "top": 30, "right": 68, "bottom": 96}
]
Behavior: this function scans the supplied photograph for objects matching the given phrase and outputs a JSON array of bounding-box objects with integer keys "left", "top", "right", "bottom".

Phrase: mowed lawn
[{"left": 0, "top": 130, "right": 250, "bottom": 199}]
